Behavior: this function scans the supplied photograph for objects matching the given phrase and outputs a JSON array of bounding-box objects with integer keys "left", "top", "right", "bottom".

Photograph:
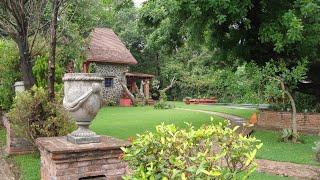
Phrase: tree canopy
[{"left": 139, "top": 0, "right": 320, "bottom": 96}]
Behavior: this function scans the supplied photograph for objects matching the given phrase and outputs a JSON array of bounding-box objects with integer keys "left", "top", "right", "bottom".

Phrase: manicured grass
[
  {"left": 91, "top": 106, "right": 224, "bottom": 140},
  {"left": 0, "top": 128, "right": 6, "bottom": 146},
  {"left": 254, "top": 130, "right": 320, "bottom": 166},
  {"left": 249, "top": 172, "right": 294, "bottom": 180},
  {"left": 171, "top": 101, "right": 256, "bottom": 119},
  {"left": 13, "top": 153, "right": 40, "bottom": 180},
  {"left": 10, "top": 105, "right": 318, "bottom": 179}
]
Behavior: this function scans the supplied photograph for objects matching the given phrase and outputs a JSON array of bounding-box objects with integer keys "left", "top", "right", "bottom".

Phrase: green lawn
[
  {"left": 171, "top": 101, "right": 256, "bottom": 119},
  {"left": 249, "top": 172, "right": 294, "bottom": 180},
  {"left": 8, "top": 104, "right": 319, "bottom": 179},
  {"left": 91, "top": 106, "right": 224, "bottom": 140},
  {"left": 13, "top": 153, "right": 40, "bottom": 180},
  {"left": 254, "top": 130, "right": 320, "bottom": 166},
  {"left": 0, "top": 128, "right": 6, "bottom": 146}
]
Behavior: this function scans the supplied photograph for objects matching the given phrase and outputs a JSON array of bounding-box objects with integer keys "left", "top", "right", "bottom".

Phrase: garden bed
[{"left": 184, "top": 97, "right": 218, "bottom": 105}]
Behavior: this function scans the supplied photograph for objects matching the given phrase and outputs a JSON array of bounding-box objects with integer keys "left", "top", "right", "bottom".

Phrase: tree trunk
[
  {"left": 16, "top": 37, "right": 35, "bottom": 90},
  {"left": 48, "top": 0, "right": 61, "bottom": 101},
  {"left": 120, "top": 81, "right": 137, "bottom": 106},
  {"left": 156, "top": 52, "right": 161, "bottom": 76},
  {"left": 281, "top": 82, "right": 298, "bottom": 143}
]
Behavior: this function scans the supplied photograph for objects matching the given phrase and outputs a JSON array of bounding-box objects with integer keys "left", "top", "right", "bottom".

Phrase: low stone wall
[
  {"left": 2, "top": 115, "right": 36, "bottom": 155},
  {"left": 257, "top": 110, "right": 320, "bottom": 135}
]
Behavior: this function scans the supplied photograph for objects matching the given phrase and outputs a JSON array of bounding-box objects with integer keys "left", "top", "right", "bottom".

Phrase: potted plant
[{"left": 184, "top": 97, "right": 191, "bottom": 105}]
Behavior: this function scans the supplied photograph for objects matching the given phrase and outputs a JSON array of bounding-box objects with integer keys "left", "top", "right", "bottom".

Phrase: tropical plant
[
  {"left": 280, "top": 128, "right": 300, "bottom": 143},
  {"left": 121, "top": 121, "right": 262, "bottom": 179}
]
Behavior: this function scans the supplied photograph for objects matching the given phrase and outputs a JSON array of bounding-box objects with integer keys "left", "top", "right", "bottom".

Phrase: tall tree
[
  {"left": 139, "top": 0, "right": 320, "bottom": 96},
  {"left": 0, "top": 0, "right": 46, "bottom": 89},
  {"left": 48, "top": 0, "right": 62, "bottom": 100}
]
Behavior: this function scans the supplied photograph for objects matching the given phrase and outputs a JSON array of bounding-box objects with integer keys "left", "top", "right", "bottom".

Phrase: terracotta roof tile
[{"left": 87, "top": 28, "right": 138, "bottom": 64}]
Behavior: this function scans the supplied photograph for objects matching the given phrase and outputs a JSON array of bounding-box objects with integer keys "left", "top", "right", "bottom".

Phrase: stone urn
[{"left": 63, "top": 73, "right": 103, "bottom": 144}]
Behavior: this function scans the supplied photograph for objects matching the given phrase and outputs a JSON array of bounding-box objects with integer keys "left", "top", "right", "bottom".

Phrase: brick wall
[
  {"left": 257, "top": 110, "right": 320, "bottom": 134},
  {"left": 2, "top": 115, "right": 36, "bottom": 155}
]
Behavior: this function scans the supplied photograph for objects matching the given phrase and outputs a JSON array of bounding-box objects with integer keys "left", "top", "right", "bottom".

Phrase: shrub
[
  {"left": 135, "top": 102, "right": 146, "bottom": 107},
  {"left": 7, "top": 86, "right": 76, "bottom": 145},
  {"left": 121, "top": 122, "right": 262, "bottom": 179},
  {"left": 280, "top": 128, "right": 300, "bottom": 143},
  {"left": 106, "top": 100, "right": 116, "bottom": 106},
  {"left": 312, "top": 141, "right": 320, "bottom": 162},
  {"left": 0, "top": 39, "right": 21, "bottom": 111},
  {"left": 153, "top": 101, "right": 175, "bottom": 109}
]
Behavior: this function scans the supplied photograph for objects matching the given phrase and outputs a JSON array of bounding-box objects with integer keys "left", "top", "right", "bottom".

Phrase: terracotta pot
[{"left": 185, "top": 100, "right": 190, "bottom": 105}]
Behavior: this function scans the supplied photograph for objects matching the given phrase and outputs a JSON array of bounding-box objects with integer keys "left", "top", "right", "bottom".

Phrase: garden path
[
  {"left": 176, "top": 108, "right": 320, "bottom": 179},
  {"left": 0, "top": 147, "right": 18, "bottom": 180},
  {"left": 175, "top": 108, "right": 247, "bottom": 123},
  {"left": 256, "top": 159, "right": 320, "bottom": 179}
]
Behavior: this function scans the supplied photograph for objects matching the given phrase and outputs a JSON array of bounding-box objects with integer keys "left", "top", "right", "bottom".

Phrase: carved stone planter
[{"left": 63, "top": 73, "right": 103, "bottom": 144}]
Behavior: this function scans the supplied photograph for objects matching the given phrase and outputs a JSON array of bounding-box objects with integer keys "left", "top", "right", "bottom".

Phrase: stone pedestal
[
  {"left": 36, "top": 136, "right": 130, "bottom": 180},
  {"left": 14, "top": 81, "right": 25, "bottom": 93}
]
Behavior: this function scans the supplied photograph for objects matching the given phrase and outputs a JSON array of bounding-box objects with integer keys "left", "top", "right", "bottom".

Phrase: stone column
[{"left": 143, "top": 80, "right": 150, "bottom": 98}]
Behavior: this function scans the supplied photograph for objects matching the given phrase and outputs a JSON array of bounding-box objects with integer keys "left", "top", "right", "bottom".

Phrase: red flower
[
  {"left": 118, "top": 153, "right": 124, "bottom": 159},
  {"left": 128, "top": 136, "right": 134, "bottom": 143},
  {"left": 186, "top": 172, "right": 191, "bottom": 178}
]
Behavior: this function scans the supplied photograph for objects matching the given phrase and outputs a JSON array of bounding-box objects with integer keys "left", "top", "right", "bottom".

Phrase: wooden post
[
  {"left": 130, "top": 80, "right": 137, "bottom": 94},
  {"left": 144, "top": 79, "right": 150, "bottom": 98}
]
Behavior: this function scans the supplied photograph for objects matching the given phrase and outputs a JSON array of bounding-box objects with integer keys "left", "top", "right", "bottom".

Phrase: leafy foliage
[
  {"left": 153, "top": 101, "right": 175, "bottom": 109},
  {"left": 166, "top": 59, "right": 263, "bottom": 103},
  {"left": 139, "top": 0, "right": 320, "bottom": 96},
  {"left": 32, "top": 54, "right": 63, "bottom": 90},
  {"left": 0, "top": 40, "right": 21, "bottom": 111},
  {"left": 7, "top": 86, "right": 76, "bottom": 145},
  {"left": 261, "top": 58, "right": 308, "bottom": 104},
  {"left": 153, "top": 90, "right": 175, "bottom": 109},
  {"left": 122, "top": 122, "right": 262, "bottom": 179},
  {"left": 294, "top": 92, "right": 320, "bottom": 113}
]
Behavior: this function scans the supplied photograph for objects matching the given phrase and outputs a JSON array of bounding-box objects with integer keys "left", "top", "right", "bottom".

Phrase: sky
[{"left": 133, "top": 0, "right": 146, "bottom": 7}]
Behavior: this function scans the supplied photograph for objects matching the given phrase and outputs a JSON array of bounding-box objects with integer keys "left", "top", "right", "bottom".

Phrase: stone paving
[
  {"left": 175, "top": 108, "right": 251, "bottom": 135},
  {"left": 256, "top": 159, "right": 320, "bottom": 179},
  {"left": 0, "top": 147, "right": 16, "bottom": 180},
  {"left": 175, "top": 108, "right": 247, "bottom": 123}
]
